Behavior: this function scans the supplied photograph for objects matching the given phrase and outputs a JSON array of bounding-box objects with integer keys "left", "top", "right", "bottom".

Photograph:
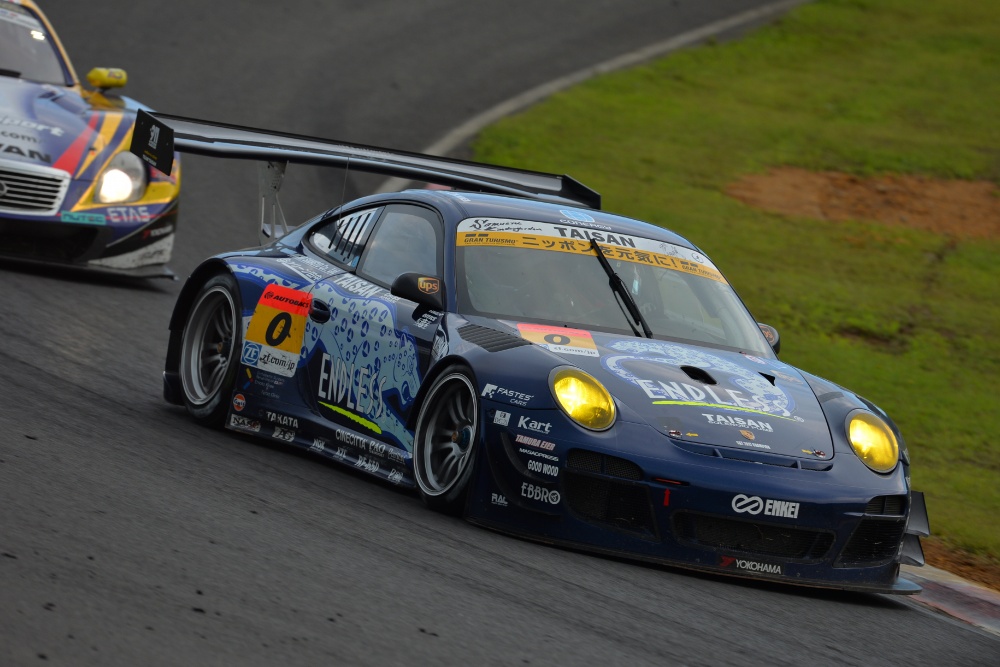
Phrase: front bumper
[{"left": 467, "top": 409, "right": 928, "bottom": 594}]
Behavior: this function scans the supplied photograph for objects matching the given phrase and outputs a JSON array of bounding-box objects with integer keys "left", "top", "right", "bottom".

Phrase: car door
[{"left": 303, "top": 203, "right": 444, "bottom": 465}]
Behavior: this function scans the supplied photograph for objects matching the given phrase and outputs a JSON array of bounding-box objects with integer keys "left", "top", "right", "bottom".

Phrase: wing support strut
[{"left": 258, "top": 161, "right": 289, "bottom": 244}]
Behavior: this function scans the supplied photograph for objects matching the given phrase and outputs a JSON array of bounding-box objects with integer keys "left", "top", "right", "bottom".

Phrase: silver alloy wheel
[
  {"left": 180, "top": 285, "right": 237, "bottom": 406},
  {"left": 414, "top": 372, "right": 478, "bottom": 497}
]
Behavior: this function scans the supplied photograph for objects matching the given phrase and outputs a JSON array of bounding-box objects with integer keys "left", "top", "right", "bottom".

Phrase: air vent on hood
[
  {"left": 680, "top": 365, "right": 716, "bottom": 385},
  {"left": 457, "top": 324, "right": 531, "bottom": 352}
]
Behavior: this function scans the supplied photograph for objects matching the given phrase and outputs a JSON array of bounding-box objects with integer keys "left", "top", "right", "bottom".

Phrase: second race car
[{"left": 0, "top": 0, "right": 180, "bottom": 277}]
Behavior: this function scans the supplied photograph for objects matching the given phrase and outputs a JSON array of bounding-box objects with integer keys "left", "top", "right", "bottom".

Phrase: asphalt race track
[{"left": 2, "top": 1, "right": 998, "bottom": 664}]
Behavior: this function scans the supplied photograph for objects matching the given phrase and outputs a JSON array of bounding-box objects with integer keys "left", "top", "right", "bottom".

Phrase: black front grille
[
  {"left": 567, "top": 449, "right": 643, "bottom": 480},
  {"left": 865, "top": 495, "right": 906, "bottom": 516},
  {"left": 673, "top": 512, "right": 835, "bottom": 561},
  {"left": 0, "top": 219, "right": 102, "bottom": 262},
  {"left": 837, "top": 518, "right": 906, "bottom": 566},
  {"left": 564, "top": 472, "right": 658, "bottom": 540}
]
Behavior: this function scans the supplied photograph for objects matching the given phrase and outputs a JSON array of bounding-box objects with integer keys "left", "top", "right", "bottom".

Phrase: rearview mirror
[
  {"left": 758, "top": 323, "right": 780, "bottom": 355},
  {"left": 391, "top": 272, "right": 444, "bottom": 310},
  {"left": 86, "top": 67, "right": 127, "bottom": 90}
]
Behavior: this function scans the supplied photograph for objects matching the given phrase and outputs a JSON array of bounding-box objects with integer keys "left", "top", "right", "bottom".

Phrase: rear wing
[{"left": 130, "top": 110, "right": 600, "bottom": 241}]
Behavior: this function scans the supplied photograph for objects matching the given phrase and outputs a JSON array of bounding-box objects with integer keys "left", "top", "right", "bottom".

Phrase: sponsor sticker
[
  {"left": 417, "top": 277, "right": 440, "bottom": 294},
  {"left": 519, "top": 447, "right": 559, "bottom": 462},
  {"left": 456, "top": 219, "right": 727, "bottom": 284},
  {"left": 228, "top": 414, "right": 261, "bottom": 433},
  {"left": 515, "top": 433, "right": 555, "bottom": 451},
  {"left": 493, "top": 410, "right": 511, "bottom": 426},
  {"left": 481, "top": 383, "right": 533, "bottom": 406},
  {"left": 272, "top": 426, "right": 295, "bottom": 443},
  {"left": 517, "top": 415, "right": 552, "bottom": 434},
  {"left": 521, "top": 482, "right": 560, "bottom": 505},
  {"left": 241, "top": 285, "right": 312, "bottom": 379},
  {"left": 517, "top": 322, "right": 598, "bottom": 357},
  {"left": 731, "top": 494, "right": 800, "bottom": 519},
  {"left": 60, "top": 211, "right": 107, "bottom": 225},
  {"left": 720, "top": 555, "right": 782, "bottom": 575},
  {"left": 232, "top": 394, "right": 246, "bottom": 412}
]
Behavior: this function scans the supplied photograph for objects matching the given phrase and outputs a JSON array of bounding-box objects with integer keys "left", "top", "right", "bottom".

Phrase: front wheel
[
  {"left": 178, "top": 273, "right": 242, "bottom": 426},
  {"left": 412, "top": 367, "right": 480, "bottom": 515}
]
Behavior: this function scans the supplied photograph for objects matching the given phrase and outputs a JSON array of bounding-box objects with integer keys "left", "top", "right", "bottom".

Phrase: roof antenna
[{"left": 338, "top": 155, "right": 351, "bottom": 217}]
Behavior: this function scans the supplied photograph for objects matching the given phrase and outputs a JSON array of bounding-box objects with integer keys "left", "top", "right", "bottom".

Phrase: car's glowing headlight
[
  {"left": 96, "top": 151, "right": 147, "bottom": 203},
  {"left": 847, "top": 411, "right": 899, "bottom": 473},
  {"left": 550, "top": 367, "right": 616, "bottom": 431}
]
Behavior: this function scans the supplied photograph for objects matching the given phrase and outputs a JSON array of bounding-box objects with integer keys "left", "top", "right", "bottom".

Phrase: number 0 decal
[
  {"left": 265, "top": 311, "right": 293, "bottom": 346},
  {"left": 246, "top": 285, "right": 313, "bottom": 357},
  {"left": 517, "top": 323, "right": 599, "bottom": 357}
]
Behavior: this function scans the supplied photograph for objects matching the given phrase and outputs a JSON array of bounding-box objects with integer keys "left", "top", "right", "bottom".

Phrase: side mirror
[
  {"left": 391, "top": 272, "right": 444, "bottom": 310},
  {"left": 758, "top": 323, "right": 780, "bottom": 355},
  {"left": 86, "top": 67, "right": 128, "bottom": 90}
]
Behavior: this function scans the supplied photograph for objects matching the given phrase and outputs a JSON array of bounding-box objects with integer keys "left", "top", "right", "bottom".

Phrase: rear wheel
[
  {"left": 413, "top": 367, "right": 479, "bottom": 515},
  {"left": 178, "top": 273, "right": 242, "bottom": 426}
]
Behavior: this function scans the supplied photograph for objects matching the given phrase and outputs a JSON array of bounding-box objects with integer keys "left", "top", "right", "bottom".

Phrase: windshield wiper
[
  {"left": 0, "top": 68, "right": 22, "bottom": 78},
  {"left": 589, "top": 239, "right": 653, "bottom": 338}
]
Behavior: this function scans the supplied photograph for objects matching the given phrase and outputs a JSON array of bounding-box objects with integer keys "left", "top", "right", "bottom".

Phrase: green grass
[{"left": 474, "top": 0, "right": 1000, "bottom": 557}]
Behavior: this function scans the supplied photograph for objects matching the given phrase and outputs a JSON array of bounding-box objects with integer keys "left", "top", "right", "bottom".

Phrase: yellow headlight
[
  {"left": 550, "top": 368, "right": 616, "bottom": 431},
  {"left": 847, "top": 412, "right": 899, "bottom": 473}
]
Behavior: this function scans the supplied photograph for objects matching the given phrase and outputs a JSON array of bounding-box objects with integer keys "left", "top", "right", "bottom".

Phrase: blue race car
[{"left": 135, "top": 111, "right": 929, "bottom": 594}]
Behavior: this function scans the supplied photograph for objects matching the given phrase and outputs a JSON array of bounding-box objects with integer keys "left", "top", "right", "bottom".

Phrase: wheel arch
[
  {"left": 163, "top": 259, "right": 237, "bottom": 403},
  {"left": 405, "top": 354, "right": 477, "bottom": 432}
]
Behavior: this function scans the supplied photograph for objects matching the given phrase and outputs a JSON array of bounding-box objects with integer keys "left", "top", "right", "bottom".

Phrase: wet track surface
[{"left": 2, "top": 1, "right": 998, "bottom": 664}]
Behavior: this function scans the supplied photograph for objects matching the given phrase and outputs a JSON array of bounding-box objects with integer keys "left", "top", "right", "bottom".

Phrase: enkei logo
[
  {"left": 732, "top": 494, "right": 764, "bottom": 514},
  {"left": 521, "top": 482, "right": 560, "bottom": 505},
  {"left": 732, "top": 494, "right": 800, "bottom": 519}
]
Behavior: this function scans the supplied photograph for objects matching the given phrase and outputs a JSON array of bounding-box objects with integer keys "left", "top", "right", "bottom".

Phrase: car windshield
[
  {"left": 0, "top": 4, "right": 67, "bottom": 85},
  {"left": 456, "top": 217, "right": 773, "bottom": 355}
]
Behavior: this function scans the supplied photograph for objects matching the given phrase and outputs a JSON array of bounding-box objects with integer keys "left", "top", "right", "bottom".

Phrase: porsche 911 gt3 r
[
  {"left": 0, "top": 0, "right": 180, "bottom": 277},
  {"left": 135, "top": 111, "right": 929, "bottom": 594}
]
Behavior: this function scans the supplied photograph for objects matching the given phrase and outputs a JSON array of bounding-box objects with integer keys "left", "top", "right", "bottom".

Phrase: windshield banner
[{"left": 456, "top": 218, "right": 726, "bottom": 284}]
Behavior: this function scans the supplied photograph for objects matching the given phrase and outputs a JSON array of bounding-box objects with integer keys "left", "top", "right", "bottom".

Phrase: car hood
[
  {"left": 0, "top": 76, "right": 102, "bottom": 172},
  {"left": 510, "top": 323, "right": 834, "bottom": 461}
]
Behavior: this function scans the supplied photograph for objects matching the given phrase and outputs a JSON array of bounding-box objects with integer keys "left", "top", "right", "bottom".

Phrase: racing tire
[
  {"left": 178, "top": 273, "right": 242, "bottom": 427},
  {"left": 413, "top": 366, "right": 480, "bottom": 515}
]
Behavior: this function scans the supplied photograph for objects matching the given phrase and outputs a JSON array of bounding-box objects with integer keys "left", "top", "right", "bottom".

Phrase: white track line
[{"left": 378, "top": 0, "right": 812, "bottom": 193}]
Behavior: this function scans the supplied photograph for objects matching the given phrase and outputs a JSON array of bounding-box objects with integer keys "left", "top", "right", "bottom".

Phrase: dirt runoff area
[
  {"left": 726, "top": 167, "right": 1000, "bottom": 591},
  {"left": 726, "top": 167, "right": 1000, "bottom": 239}
]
